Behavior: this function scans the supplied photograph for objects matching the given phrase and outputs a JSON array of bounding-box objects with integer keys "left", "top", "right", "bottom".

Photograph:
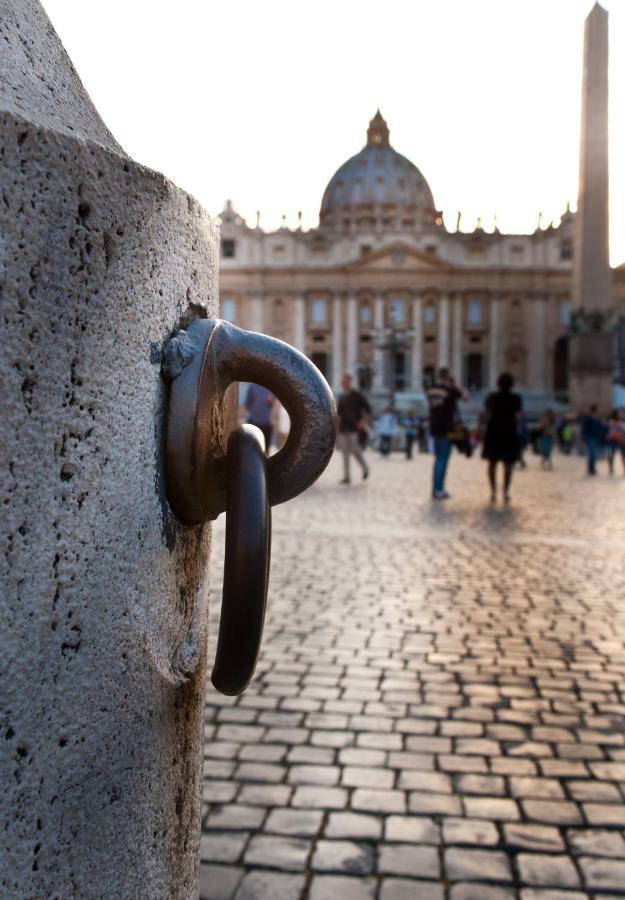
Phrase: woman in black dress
[{"left": 482, "top": 372, "right": 522, "bottom": 502}]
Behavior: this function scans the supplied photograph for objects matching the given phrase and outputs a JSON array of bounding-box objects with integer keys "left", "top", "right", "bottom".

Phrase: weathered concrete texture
[{"left": 1, "top": 2, "right": 218, "bottom": 897}]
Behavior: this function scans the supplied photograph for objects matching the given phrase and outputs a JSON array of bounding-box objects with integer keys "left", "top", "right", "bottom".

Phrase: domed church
[
  {"left": 218, "top": 104, "right": 624, "bottom": 413},
  {"left": 318, "top": 111, "right": 439, "bottom": 234}
]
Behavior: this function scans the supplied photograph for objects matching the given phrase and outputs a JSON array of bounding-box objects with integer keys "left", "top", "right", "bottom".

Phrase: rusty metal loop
[
  {"left": 164, "top": 318, "right": 337, "bottom": 524},
  {"left": 211, "top": 425, "right": 271, "bottom": 695},
  {"left": 209, "top": 320, "right": 337, "bottom": 508},
  {"left": 164, "top": 319, "right": 337, "bottom": 694}
]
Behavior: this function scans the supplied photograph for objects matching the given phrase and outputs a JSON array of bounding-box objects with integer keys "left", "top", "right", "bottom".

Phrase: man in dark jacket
[
  {"left": 581, "top": 405, "right": 607, "bottom": 475},
  {"left": 427, "top": 367, "right": 468, "bottom": 499},
  {"left": 337, "top": 374, "right": 370, "bottom": 484}
]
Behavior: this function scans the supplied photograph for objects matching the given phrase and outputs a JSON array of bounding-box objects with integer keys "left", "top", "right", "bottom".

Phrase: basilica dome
[{"left": 319, "top": 111, "right": 438, "bottom": 230}]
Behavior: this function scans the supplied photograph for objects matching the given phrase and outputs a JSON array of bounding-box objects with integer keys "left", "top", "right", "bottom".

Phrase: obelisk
[{"left": 570, "top": 2, "right": 613, "bottom": 411}]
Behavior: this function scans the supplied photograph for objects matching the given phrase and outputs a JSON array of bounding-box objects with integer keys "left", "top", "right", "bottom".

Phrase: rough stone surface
[{"left": 0, "top": 2, "right": 218, "bottom": 897}]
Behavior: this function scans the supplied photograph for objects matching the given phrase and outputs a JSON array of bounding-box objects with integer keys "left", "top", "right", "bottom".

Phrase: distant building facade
[{"left": 218, "top": 108, "right": 624, "bottom": 413}]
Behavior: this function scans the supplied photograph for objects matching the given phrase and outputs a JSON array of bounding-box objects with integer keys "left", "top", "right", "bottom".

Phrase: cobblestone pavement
[{"left": 200, "top": 449, "right": 625, "bottom": 900}]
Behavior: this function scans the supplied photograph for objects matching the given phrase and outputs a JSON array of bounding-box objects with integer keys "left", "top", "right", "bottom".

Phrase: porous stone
[{"left": 0, "top": 2, "right": 218, "bottom": 897}]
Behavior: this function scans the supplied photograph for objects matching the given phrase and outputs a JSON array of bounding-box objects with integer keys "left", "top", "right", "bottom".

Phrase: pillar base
[{"left": 569, "top": 332, "right": 614, "bottom": 413}]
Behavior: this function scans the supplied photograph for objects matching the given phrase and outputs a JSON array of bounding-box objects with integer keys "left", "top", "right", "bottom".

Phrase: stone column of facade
[
  {"left": 488, "top": 295, "right": 501, "bottom": 389},
  {"left": 437, "top": 294, "right": 450, "bottom": 369},
  {"left": 410, "top": 294, "right": 423, "bottom": 392},
  {"left": 293, "top": 295, "right": 306, "bottom": 352},
  {"left": 346, "top": 293, "right": 358, "bottom": 378},
  {"left": 529, "top": 295, "right": 547, "bottom": 393},
  {"left": 1, "top": 3, "right": 215, "bottom": 897},
  {"left": 451, "top": 294, "right": 463, "bottom": 382},
  {"left": 248, "top": 292, "right": 264, "bottom": 333},
  {"left": 373, "top": 294, "right": 385, "bottom": 392},
  {"left": 332, "top": 294, "right": 343, "bottom": 391}
]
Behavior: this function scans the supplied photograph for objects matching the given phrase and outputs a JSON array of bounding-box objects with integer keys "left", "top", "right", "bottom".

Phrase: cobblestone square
[{"left": 201, "top": 451, "right": 625, "bottom": 899}]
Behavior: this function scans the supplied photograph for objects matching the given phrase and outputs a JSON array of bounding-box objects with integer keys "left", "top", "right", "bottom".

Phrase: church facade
[{"left": 218, "top": 109, "right": 624, "bottom": 414}]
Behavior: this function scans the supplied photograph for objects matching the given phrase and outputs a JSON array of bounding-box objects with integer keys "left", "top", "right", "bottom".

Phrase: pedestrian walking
[
  {"left": 418, "top": 419, "right": 428, "bottom": 453},
  {"left": 539, "top": 408, "right": 557, "bottom": 469},
  {"left": 401, "top": 410, "right": 419, "bottom": 459},
  {"left": 606, "top": 409, "right": 625, "bottom": 476},
  {"left": 244, "top": 383, "right": 275, "bottom": 453},
  {"left": 517, "top": 416, "right": 529, "bottom": 468},
  {"left": 560, "top": 418, "right": 574, "bottom": 455},
  {"left": 337, "top": 374, "right": 371, "bottom": 484},
  {"left": 274, "top": 402, "right": 290, "bottom": 450},
  {"left": 481, "top": 372, "right": 522, "bottom": 503},
  {"left": 427, "top": 367, "right": 468, "bottom": 500},
  {"left": 377, "top": 406, "right": 398, "bottom": 456},
  {"left": 581, "top": 404, "right": 607, "bottom": 475}
]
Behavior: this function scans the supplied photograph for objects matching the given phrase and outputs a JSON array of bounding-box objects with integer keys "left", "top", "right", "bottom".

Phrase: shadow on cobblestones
[{"left": 201, "top": 452, "right": 625, "bottom": 900}]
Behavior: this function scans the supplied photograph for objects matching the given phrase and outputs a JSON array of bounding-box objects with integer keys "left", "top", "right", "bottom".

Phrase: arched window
[
  {"left": 221, "top": 297, "right": 236, "bottom": 322},
  {"left": 561, "top": 301, "right": 571, "bottom": 326},
  {"left": 424, "top": 304, "right": 436, "bottom": 325},
  {"left": 360, "top": 304, "right": 372, "bottom": 324},
  {"left": 390, "top": 297, "right": 406, "bottom": 325},
  {"left": 311, "top": 298, "right": 327, "bottom": 324},
  {"left": 468, "top": 299, "right": 482, "bottom": 325}
]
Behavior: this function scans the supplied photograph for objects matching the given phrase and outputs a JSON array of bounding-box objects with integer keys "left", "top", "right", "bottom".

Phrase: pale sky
[{"left": 43, "top": 0, "right": 625, "bottom": 264}]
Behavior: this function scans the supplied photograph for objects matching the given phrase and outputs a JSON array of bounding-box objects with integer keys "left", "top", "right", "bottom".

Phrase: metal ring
[
  {"left": 209, "top": 319, "right": 337, "bottom": 509},
  {"left": 211, "top": 425, "right": 271, "bottom": 695},
  {"left": 163, "top": 318, "right": 337, "bottom": 524}
]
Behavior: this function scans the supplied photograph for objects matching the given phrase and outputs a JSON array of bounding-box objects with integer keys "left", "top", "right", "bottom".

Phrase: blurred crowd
[
  {"left": 238, "top": 375, "right": 625, "bottom": 502},
  {"left": 361, "top": 401, "right": 625, "bottom": 476}
]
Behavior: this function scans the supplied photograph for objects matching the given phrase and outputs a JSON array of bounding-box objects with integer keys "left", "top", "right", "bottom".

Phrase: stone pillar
[
  {"left": 346, "top": 293, "right": 358, "bottom": 378},
  {"left": 529, "top": 295, "right": 547, "bottom": 392},
  {"left": 488, "top": 295, "right": 501, "bottom": 389},
  {"left": 1, "top": 3, "right": 214, "bottom": 896},
  {"left": 410, "top": 295, "right": 423, "bottom": 391},
  {"left": 373, "top": 294, "right": 385, "bottom": 391},
  {"left": 293, "top": 295, "right": 306, "bottom": 352},
  {"left": 332, "top": 294, "right": 343, "bottom": 391},
  {"left": 249, "top": 292, "right": 264, "bottom": 333},
  {"left": 437, "top": 294, "right": 450, "bottom": 369},
  {"left": 451, "top": 294, "right": 463, "bottom": 382}
]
